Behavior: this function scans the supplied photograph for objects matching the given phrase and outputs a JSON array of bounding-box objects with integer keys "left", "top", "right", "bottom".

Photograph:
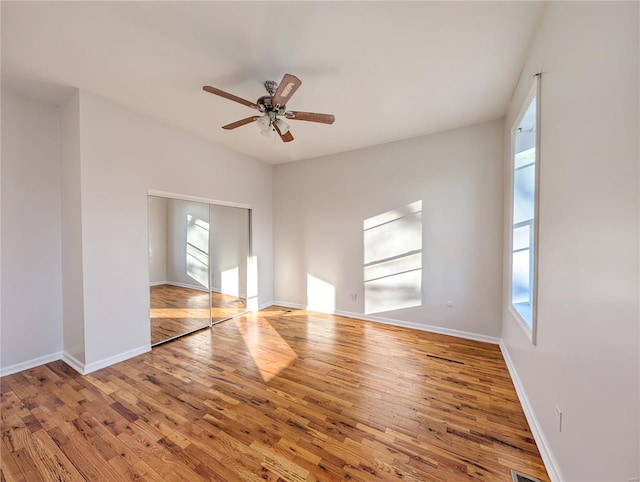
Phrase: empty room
[{"left": 1, "top": 2, "right": 638, "bottom": 481}]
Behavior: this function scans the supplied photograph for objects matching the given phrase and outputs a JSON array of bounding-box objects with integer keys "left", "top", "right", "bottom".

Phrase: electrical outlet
[{"left": 555, "top": 406, "right": 562, "bottom": 432}]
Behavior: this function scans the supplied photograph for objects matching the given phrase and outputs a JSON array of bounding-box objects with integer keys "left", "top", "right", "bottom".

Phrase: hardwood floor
[
  {"left": 150, "top": 284, "right": 246, "bottom": 345},
  {"left": 1, "top": 307, "right": 549, "bottom": 481}
]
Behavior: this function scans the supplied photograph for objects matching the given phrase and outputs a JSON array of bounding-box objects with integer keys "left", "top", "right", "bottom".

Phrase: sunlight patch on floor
[
  {"left": 235, "top": 313, "right": 298, "bottom": 382},
  {"left": 150, "top": 308, "right": 211, "bottom": 319}
]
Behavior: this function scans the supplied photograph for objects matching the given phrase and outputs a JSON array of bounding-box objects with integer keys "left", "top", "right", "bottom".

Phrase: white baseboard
[
  {"left": 62, "top": 351, "right": 85, "bottom": 374},
  {"left": 210, "top": 287, "right": 248, "bottom": 299},
  {"left": 499, "top": 341, "right": 564, "bottom": 482},
  {"left": 165, "top": 281, "right": 209, "bottom": 292},
  {"left": 259, "top": 300, "right": 275, "bottom": 311},
  {"left": 0, "top": 351, "right": 63, "bottom": 377},
  {"left": 339, "top": 310, "right": 501, "bottom": 344},
  {"left": 63, "top": 345, "right": 151, "bottom": 375},
  {"left": 270, "top": 301, "right": 500, "bottom": 345},
  {"left": 149, "top": 280, "right": 167, "bottom": 287},
  {"left": 272, "top": 300, "right": 306, "bottom": 310}
]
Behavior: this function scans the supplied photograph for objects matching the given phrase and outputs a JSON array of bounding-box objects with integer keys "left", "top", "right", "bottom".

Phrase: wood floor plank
[
  {"left": 0, "top": 439, "right": 26, "bottom": 482},
  {"left": 1, "top": 307, "right": 550, "bottom": 481}
]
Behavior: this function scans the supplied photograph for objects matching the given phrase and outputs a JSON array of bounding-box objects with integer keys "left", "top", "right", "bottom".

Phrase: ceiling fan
[{"left": 202, "top": 74, "right": 335, "bottom": 143}]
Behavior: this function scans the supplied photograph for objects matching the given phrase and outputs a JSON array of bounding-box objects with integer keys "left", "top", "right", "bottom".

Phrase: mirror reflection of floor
[
  {"left": 211, "top": 291, "right": 247, "bottom": 322},
  {"left": 150, "top": 284, "right": 246, "bottom": 345}
]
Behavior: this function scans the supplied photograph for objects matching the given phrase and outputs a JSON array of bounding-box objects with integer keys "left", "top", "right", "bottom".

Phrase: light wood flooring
[
  {"left": 150, "top": 284, "right": 246, "bottom": 345},
  {"left": 1, "top": 307, "right": 549, "bottom": 481}
]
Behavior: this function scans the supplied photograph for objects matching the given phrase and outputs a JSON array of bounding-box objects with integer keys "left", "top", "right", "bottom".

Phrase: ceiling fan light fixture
[
  {"left": 256, "top": 115, "right": 271, "bottom": 132},
  {"left": 275, "top": 118, "right": 290, "bottom": 134}
]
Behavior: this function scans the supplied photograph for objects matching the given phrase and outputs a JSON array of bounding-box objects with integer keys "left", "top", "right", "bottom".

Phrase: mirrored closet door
[
  {"left": 210, "top": 204, "right": 249, "bottom": 323},
  {"left": 148, "top": 195, "right": 250, "bottom": 346},
  {"left": 148, "top": 196, "right": 212, "bottom": 345}
]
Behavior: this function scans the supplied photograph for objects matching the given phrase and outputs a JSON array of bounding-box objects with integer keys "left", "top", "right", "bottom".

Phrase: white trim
[
  {"left": 148, "top": 190, "right": 251, "bottom": 210},
  {"left": 337, "top": 310, "right": 500, "bottom": 344},
  {"left": 508, "top": 304, "right": 534, "bottom": 344},
  {"left": 165, "top": 281, "right": 209, "bottom": 292},
  {"left": 62, "top": 351, "right": 85, "bottom": 374},
  {"left": 63, "top": 345, "right": 151, "bottom": 375},
  {"left": 0, "top": 351, "right": 63, "bottom": 377},
  {"left": 83, "top": 345, "right": 151, "bottom": 374},
  {"left": 271, "top": 301, "right": 500, "bottom": 344},
  {"left": 499, "top": 341, "right": 564, "bottom": 482},
  {"left": 272, "top": 300, "right": 306, "bottom": 310},
  {"left": 531, "top": 73, "right": 541, "bottom": 346},
  {"left": 149, "top": 280, "right": 167, "bottom": 287},
  {"left": 209, "top": 287, "right": 248, "bottom": 299},
  {"left": 258, "top": 301, "right": 274, "bottom": 311}
]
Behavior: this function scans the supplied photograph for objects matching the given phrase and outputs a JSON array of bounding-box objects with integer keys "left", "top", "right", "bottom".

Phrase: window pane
[
  {"left": 515, "top": 146, "right": 535, "bottom": 169},
  {"left": 512, "top": 249, "right": 530, "bottom": 304},
  {"left": 513, "top": 225, "right": 530, "bottom": 251},
  {"left": 513, "top": 163, "right": 535, "bottom": 224},
  {"left": 510, "top": 91, "right": 537, "bottom": 332}
]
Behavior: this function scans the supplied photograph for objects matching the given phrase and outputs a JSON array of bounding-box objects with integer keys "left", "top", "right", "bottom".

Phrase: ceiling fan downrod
[{"left": 264, "top": 80, "right": 278, "bottom": 96}]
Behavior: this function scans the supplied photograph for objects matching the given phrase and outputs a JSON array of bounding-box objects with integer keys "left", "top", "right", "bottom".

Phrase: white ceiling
[{"left": 1, "top": 1, "right": 545, "bottom": 164}]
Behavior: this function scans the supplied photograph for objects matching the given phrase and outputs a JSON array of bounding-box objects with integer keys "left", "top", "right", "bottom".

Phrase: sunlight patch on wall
[
  {"left": 186, "top": 214, "right": 209, "bottom": 288},
  {"left": 364, "top": 200, "right": 423, "bottom": 314},
  {"left": 221, "top": 266, "right": 239, "bottom": 297},
  {"left": 306, "top": 274, "right": 336, "bottom": 313},
  {"left": 246, "top": 255, "right": 259, "bottom": 312}
]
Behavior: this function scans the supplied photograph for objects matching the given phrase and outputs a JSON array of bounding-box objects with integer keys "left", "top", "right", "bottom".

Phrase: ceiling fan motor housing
[{"left": 257, "top": 95, "right": 286, "bottom": 115}]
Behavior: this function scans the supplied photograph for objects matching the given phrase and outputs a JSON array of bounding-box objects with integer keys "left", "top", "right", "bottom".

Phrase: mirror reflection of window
[{"left": 148, "top": 197, "right": 212, "bottom": 345}]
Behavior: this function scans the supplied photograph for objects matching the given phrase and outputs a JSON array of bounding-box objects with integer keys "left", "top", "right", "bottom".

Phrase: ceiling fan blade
[
  {"left": 203, "top": 86, "right": 259, "bottom": 109},
  {"left": 274, "top": 122, "right": 294, "bottom": 143},
  {"left": 285, "top": 111, "right": 335, "bottom": 124},
  {"left": 222, "top": 116, "right": 261, "bottom": 130},
  {"left": 271, "top": 74, "right": 302, "bottom": 107}
]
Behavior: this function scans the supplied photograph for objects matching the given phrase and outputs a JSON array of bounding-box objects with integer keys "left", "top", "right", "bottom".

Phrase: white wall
[
  {"left": 501, "top": 2, "right": 639, "bottom": 481},
  {"left": 59, "top": 90, "right": 86, "bottom": 367},
  {"left": 274, "top": 120, "right": 504, "bottom": 339},
  {"left": 1, "top": 88, "right": 64, "bottom": 373},
  {"left": 147, "top": 195, "right": 168, "bottom": 284},
  {"left": 75, "top": 90, "right": 273, "bottom": 369}
]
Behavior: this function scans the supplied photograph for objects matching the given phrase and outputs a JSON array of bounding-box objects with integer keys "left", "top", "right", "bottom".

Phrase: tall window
[{"left": 511, "top": 78, "right": 540, "bottom": 342}]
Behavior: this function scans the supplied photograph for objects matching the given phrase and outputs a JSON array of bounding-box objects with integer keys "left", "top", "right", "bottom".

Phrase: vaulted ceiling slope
[{"left": 1, "top": 1, "right": 545, "bottom": 164}]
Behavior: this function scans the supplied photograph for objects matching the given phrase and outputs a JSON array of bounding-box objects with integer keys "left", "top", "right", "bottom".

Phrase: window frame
[{"left": 508, "top": 76, "right": 541, "bottom": 345}]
